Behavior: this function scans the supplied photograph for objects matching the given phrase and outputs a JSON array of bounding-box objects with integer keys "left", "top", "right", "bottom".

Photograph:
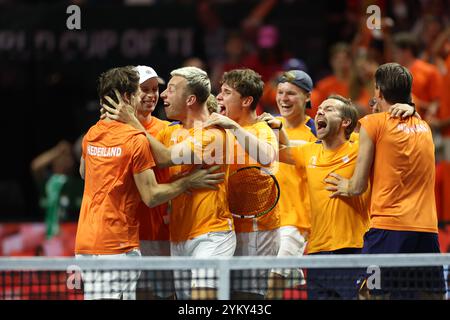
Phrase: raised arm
[
  {"left": 31, "top": 140, "right": 72, "bottom": 179},
  {"left": 204, "top": 113, "right": 277, "bottom": 166},
  {"left": 102, "top": 90, "right": 206, "bottom": 168},
  {"left": 256, "top": 112, "right": 303, "bottom": 165},
  {"left": 134, "top": 165, "right": 225, "bottom": 208},
  {"left": 388, "top": 103, "right": 419, "bottom": 119},
  {"left": 101, "top": 91, "right": 174, "bottom": 167},
  {"left": 103, "top": 99, "right": 201, "bottom": 167}
]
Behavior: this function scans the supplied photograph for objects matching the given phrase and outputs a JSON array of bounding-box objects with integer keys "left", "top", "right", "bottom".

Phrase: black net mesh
[{"left": 0, "top": 264, "right": 448, "bottom": 300}]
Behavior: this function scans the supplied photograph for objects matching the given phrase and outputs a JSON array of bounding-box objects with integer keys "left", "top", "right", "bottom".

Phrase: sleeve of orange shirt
[
  {"left": 258, "top": 122, "right": 279, "bottom": 151},
  {"left": 248, "top": 122, "right": 278, "bottom": 166},
  {"left": 155, "top": 127, "right": 166, "bottom": 143},
  {"left": 81, "top": 135, "right": 87, "bottom": 159},
  {"left": 358, "top": 113, "right": 384, "bottom": 144},
  {"left": 131, "top": 134, "right": 156, "bottom": 174},
  {"left": 290, "top": 144, "right": 307, "bottom": 170}
]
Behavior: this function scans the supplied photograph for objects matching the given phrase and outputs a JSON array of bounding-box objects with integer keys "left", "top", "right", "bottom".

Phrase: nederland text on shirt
[
  {"left": 396, "top": 123, "right": 429, "bottom": 134},
  {"left": 87, "top": 145, "right": 122, "bottom": 157}
]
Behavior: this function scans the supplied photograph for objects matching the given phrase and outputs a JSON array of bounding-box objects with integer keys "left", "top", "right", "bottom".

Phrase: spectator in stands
[
  {"left": 416, "top": 15, "right": 446, "bottom": 65},
  {"left": 242, "top": 25, "right": 291, "bottom": 83},
  {"left": 348, "top": 52, "right": 378, "bottom": 117},
  {"left": 183, "top": 57, "right": 207, "bottom": 71},
  {"left": 392, "top": 32, "right": 443, "bottom": 121},
  {"left": 430, "top": 26, "right": 450, "bottom": 223},
  {"left": 30, "top": 140, "right": 83, "bottom": 239},
  {"left": 210, "top": 31, "right": 249, "bottom": 93},
  {"left": 311, "top": 42, "right": 352, "bottom": 119}
]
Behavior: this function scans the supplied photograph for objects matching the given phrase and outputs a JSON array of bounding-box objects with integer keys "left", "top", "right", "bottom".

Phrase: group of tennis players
[{"left": 74, "top": 62, "right": 446, "bottom": 300}]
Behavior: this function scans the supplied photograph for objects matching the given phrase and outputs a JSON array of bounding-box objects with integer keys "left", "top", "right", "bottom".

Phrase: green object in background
[
  {"left": 44, "top": 174, "right": 68, "bottom": 239},
  {"left": 41, "top": 173, "right": 84, "bottom": 240}
]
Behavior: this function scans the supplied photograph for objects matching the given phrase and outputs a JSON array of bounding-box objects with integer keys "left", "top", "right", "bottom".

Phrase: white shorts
[
  {"left": 136, "top": 240, "right": 175, "bottom": 298},
  {"left": 231, "top": 228, "right": 280, "bottom": 296},
  {"left": 75, "top": 249, "right": 141, "bottom": 300},
  {"left": 171, "top": 231, "right": 236, "bottom": 300},
  {"left": 272, "top": 225, "right": 307, "bottom": 284}
]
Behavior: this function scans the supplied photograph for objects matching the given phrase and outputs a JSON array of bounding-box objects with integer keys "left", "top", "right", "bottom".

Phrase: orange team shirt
[
  {"left": 75, "top": 120, "right": 155, "bottom": 255},
  {"left": 229, "top": 121, "right": 280, "bottom": 233},
  {"left": 409, "top": 59, "right": 443, "bottom": 117},
  {"left": 137, "top": 117, "right": 171, "bottom": 241},
  {"left": 310, "top": 75, "right": 349, "bottom": 119},
  {"left": 360, "top": 112, "right": 438, "bottom": 233},
  {"left": 439, "top": 55, "right": 450, "bottom": 137},
  {"left": 275, "top": 116, "right": 316, "bottom": 234},
  {"left": 291, "top": 141, "right": 370, "bottom": 254},
  {"left": 157, "top": 123, "right": 233, "bottom": 242},
  {"left": 349, "top": 132, "right": 359, "bottom": 142}
]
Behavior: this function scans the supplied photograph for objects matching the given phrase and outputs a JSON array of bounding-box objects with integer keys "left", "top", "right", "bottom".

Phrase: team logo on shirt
[
  {"left": 342, "top": 155, "right": 350, "bottom": 163},
  {"left": 308, "top": 156, "right": 317, "bottom": 168},
  {"left": 396, "top": 123, "right": 428, "bottom": 134}
]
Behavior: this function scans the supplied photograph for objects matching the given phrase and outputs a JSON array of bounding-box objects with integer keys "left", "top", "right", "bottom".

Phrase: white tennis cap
[{"left": 134, "top": 65, "right": 165, "bottom": 85}]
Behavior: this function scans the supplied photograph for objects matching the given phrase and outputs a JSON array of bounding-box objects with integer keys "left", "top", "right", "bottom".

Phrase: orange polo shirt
[
  {"left": 360, "top": 112, "right": 438, "bottom": 233},
  {"left": 157, "top": 123, "right": 233, "bottom": 242},
  {"left": 137, "top": 117, "right": 171, "bottom": 241},
  {"left": 275, "top": 116, "right": 316, "bottom": 234},
  {"left": 229, "top": 122, "right": 280, "bottom": 233},
  {"left": 291, "top": 141, "right": 370, "bottom": 253},
  {"left": 75, "top": 120, "right": 155, "bottom": 254}
]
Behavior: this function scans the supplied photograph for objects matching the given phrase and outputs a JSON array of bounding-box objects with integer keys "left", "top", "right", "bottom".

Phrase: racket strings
[{"left": 228, "top": 169, "right": 278, "bottom": 217}]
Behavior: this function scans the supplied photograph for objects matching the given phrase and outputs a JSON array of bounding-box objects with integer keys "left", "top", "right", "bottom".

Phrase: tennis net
[{"left": 0, "top": 254, "right": 449, "bottom": 300}]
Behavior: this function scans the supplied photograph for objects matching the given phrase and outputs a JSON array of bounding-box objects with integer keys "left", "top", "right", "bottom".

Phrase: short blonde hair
[
  {"left": 206, "top": 94, "right": 219, "bottom": 114},
  {"left": 170, "top": 66, "right": 211, "bottom": 104}
]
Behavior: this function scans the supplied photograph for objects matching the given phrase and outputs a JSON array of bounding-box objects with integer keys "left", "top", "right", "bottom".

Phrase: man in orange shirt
[
  {"left": 203, "top": 69, "right": 279, "bottom": 300},
  {"left": 259, "top": 70, "right": 317, "bottom": 299},
  {"left": 130, "top": 65, "right": 175, "bottom": 300},
  {"left": 273, "top": 95, "right": 370, "bottom": 299},
  {"left": 76, "top": 66, "right": 225, "bottom": 300},
  {"left": 326, "top": 63, "right": 445, "bottom": 299},
  {"left": 262, "top": 93, "right": 416, "bottom": 299}
]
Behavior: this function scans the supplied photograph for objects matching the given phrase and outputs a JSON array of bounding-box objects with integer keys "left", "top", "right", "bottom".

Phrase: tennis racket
[{"left": 227, "top": 166, "right": 280, "bottom": 219}]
